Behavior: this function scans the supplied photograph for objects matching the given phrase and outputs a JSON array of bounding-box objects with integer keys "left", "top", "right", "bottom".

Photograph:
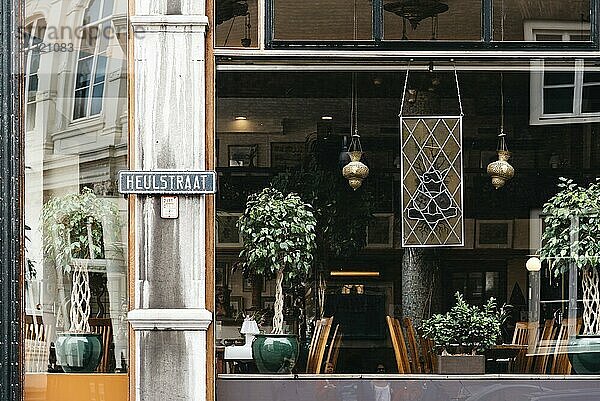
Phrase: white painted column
[{"left": 128, "top": 2, "right": 211, "bottom": 400}]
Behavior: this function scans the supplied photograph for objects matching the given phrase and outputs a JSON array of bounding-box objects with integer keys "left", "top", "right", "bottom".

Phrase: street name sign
[{"left": 118, "top": 170, "right": 217, "bottom": 195}]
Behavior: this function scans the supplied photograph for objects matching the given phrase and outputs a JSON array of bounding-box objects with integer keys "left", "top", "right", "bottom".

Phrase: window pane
[
  {"left": 75, "top": 57, "right": 93, "bottom": 89},
  {"left": 94, "top": 56, "right": 107, "bottom": 84},
  {"left": 84, "top": 0, "right": 101, "bottom": 25},
  {"left": 544, "top": 71, "right": 575, "bottom": 86},
  {"left": 273, "top": 0, "right": 372, "bottom": 40},
  {"left": 582, "top": 85, "right": 600, "bottom": 113},
  {"left": 73, "top": 87, "right": 89, "bottom": 119},
  {"left": 80, "top": 26, "right": 98, "bottom": 55},
  {"left": 215, "top": 68, "right": 600, "bottom": 378},
  {"left": 91, "top": 83, "right": 105, "bottom": 115},
  {"left": 584, "top": 71, "right": 600, "bottom": 84},
  {"left": 102, "top": 0, "right": 114, "bottom": 18},
  {"left": 543, "top": 87, "right": 574, "bottom": 114},
  {"left": 493, "top": 0, "right": 591, "bottom": 41},
  {"left": 215, "top": 0, "right": 259, "bottom": 48},
  {"left": 28, "top": 74, "right": 38, "bottom": 93},
  {"left": 384, "top": 0, "right": 481, "bottom": 41}
]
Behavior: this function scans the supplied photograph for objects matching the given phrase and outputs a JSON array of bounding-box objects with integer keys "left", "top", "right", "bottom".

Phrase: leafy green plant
[
  {"left": 42, "top": 188, "right": 122, "bottom": 273},
  {"left": 272, "top": 156, "right": 372, "bottom": 260},
  {"left": 421, "top": 292, "right": 501, "bottom": 354},
  {"left": 237, "top": 187, "right": 317, "bottom": 334},
  {"left": 540, "top": 177, "right": 600, "bottom": 335}
]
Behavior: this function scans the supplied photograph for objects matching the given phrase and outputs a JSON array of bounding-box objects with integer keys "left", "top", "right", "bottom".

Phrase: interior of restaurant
[{"left": 215, "top": 66, "right": 600, "bottom": 375}]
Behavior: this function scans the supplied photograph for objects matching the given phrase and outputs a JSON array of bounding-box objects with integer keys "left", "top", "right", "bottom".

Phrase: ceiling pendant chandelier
[
  {"left": 384, "top": 0, "right": 449, "bottom": 30},
  {"left": 342, "top": 73, "right": 369, "bottom": 190},
  {"left": 487, "top": 73, "right": 515, "bottom": 189}
]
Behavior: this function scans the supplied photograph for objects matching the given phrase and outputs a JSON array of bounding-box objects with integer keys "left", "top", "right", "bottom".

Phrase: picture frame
[
  {"left": 230, "top": 296, "right": 244, "bottom": 317},
  {"left": 216, "top": 212, "right": 243, "bottom": 248},
  {"left": 242, "top": 275, "right": 266, "bottom": 292},
  {"left": 262, "top": 296, "right": 275, "bottom": 311},
  {"left": 228, "top": 145, "right": 258, "bottom": 167},
  {"left": 215, "top": 262, "right": 228, "bottom": 287},
  {"left": 366, "top": 213, "right": 395, "bottom": 249},
  {"left": 476, "top": 220, "right": 514, "bottom": 249},
  {"left": 270, "top": 142, "right": 305, "bottom": 168}
]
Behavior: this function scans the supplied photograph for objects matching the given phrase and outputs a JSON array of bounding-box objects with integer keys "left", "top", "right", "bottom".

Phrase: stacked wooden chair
[
  {"left": 386, "top": 316, "right": 435, "bottom": 374},
  {"left": 306, "top": 317, "right": 343, "bottom": 374}
]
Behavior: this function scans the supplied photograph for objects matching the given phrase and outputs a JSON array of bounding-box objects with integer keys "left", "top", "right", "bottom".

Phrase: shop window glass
[
  {"left": 493, "top": 0, "right": 591, "bottom": 41},
  {"left": 215, "top": 67, "right": 600, "bottom": 378},
  {"left": 215, "top": 0, "right": 259, "bottom": 48},
  {"left": 383, "top": 0, "right": 482, "bottom": 41},
  {"left": 273, "top": 0, "right": 373, "bottom": 41},
  {"left": 24, "top": 0, "right": 129, "bottom": 399}
]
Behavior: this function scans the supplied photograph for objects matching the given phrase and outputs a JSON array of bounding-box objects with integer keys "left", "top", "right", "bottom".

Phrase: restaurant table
[{"left": 485, "top": 344, "right": 528, "bottom": 373}]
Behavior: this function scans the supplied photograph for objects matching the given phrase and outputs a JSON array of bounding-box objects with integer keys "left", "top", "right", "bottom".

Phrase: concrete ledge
[
  {"left": 128, "top": 308, "right": 212, "bottom": 331},
  {"left": 130, "top": 15, "right": 209, "bottom": 33}
]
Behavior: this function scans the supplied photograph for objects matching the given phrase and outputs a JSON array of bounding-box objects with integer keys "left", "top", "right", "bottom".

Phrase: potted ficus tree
[
  {"left": 42, "top": 188, "right": 123, "bottom": 372},
  {"left": 421, "top": 292, "right": 501, "bottom": 374},
  {"left": 237, "top": 187, "right": 317, "bottom": 373},
  {"left": 539, "top": 177, "right": 600, "bottom": 373}
]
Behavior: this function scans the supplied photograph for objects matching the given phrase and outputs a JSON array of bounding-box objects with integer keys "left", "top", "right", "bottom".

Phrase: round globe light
[{"left": 526, "top": 256, "right": 542, "bottom": 272}]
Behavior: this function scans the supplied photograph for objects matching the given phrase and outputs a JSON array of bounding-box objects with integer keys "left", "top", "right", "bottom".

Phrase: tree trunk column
[
  {"left": 128, "top": 3, "right": 211, "bottom": 401},
  {"left": 401, "top": 248, "right": 441, "bottom": 326}
]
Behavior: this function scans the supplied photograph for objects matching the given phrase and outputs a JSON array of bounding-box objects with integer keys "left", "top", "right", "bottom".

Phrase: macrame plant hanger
[{"left": 399, "top": 62, "right": 465, "bottom": 248}]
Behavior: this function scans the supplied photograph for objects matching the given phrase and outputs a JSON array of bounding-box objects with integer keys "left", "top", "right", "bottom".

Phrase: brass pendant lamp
[
  {"left": 342, "top": 73, "right": 369, "bottom": 190},
  {"left": 487, "top": 73, "right": 514, "bottom": 189}
]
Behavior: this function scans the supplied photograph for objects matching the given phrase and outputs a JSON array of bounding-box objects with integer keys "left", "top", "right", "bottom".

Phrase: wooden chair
[
  {"left": 324, "top": 324, "right": 342, "bottom": 373},
  {"left": 511, "top": 321, "right": 537, "bottom": 373},
  {"left": 420, "top": 337, "right": 437, "bottom": 374},
  {"left": 550, "top": 319, "right": 582, "bottom": 374},
  {"left": 404, "top": 317, "right": 424, "bottom": 374},
  {"left": 306, "top": 317, "right": 333, "bottom": 373},
  {"left": 24, "top": 321, "right": 52, "bottom": 372},
  {"left": 386, "top": 316, "right": 411, "bottom": 373},
  {"left": 89, "top": 318, "right": 113, "bottom": 373},
  {"left": 533, "top": 319, "right": 555, "bottom": 374}
]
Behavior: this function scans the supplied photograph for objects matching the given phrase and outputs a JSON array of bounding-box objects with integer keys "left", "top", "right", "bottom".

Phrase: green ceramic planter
[
  {"left": 252, "top": 334, "right": 299, "bottom": 373},
  {"left": 569, "top": 335, "right": 600, "bottom": 374},
  {"left": 55, "top": 333, "right": 103, "bottom": 373}
]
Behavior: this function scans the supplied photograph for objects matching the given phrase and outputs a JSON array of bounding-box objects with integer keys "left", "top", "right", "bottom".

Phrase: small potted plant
[
  {"left": 421, "top": 292, "right": 501, "bottom": 374},
  {"left": 539, "top": 178, "right": 600, "bottom": 373},
  {"left": 237, "top": 187, "right": 317, "bottom": 373}
]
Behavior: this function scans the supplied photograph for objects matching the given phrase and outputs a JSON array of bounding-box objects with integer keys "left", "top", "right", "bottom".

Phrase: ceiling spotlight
[
  {"left": 235, "top": 115, "right": 247, "bottom": 120},
  {"left": 321, "top": 116, "right": 333, "bottom": 120}
]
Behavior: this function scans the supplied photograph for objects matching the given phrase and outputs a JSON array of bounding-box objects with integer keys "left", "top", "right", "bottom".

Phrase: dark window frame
[
  {"left": 265, "top": 0, "right": 600, "bottom": 51},
  {"left": 1, "top": 0, "right": 23, "bottom": 400}
]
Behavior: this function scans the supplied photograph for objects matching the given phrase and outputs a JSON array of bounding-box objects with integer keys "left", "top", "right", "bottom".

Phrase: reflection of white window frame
[
  {"left": 24, "top": 18, "right": 46, "bottom": 131},
  {"left": 72, "top": 0, "right": 113, "bottom": 121},
  {"left": 527, "top": 21, "right": 600, "bottom": 125}
]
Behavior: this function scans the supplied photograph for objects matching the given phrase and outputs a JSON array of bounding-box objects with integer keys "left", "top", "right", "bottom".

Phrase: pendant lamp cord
[
  {"left": 500, "top": 72, "right": 505, "bottom": 136},
  {"left": 399, "top": 61, "right": 463, "bottom": 117}
]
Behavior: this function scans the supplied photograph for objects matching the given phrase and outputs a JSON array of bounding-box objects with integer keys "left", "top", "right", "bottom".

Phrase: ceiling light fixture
[
  {"left": 321, "top": 115, "right": 333, "bottom": 120},
  {"left": 235, "top": 115, "right": 247, "bottom": 120}
]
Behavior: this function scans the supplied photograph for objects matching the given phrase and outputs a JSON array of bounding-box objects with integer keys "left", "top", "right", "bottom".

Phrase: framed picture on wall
[
  {"left": 230, "top": 296, "right": 244, "bottom": 317},
  {"left": 270, "top": 142, "right": 305, "bottom": 168},
  {"left": 229, "top": 145, "right": 258, "bottom": 167},
  {"left": 262, "top": 297, "right": 275, "bottom": 311},
  {"left": 476, "top": 220, "right": 513, "bottom": 249},
  {"left": 366, "top": 213, "right": 394, "bottom": 248},
  {"left": 242, "top": 275, "right": 266, "bottom": 292},
  {"left": 217, "top": 212, "right": 242, "bottom": 247}
]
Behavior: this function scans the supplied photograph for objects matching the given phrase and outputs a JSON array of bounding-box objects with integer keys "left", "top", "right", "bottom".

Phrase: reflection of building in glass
[{"left": 24, "top": 0, "right": 128, "bottom": 375}]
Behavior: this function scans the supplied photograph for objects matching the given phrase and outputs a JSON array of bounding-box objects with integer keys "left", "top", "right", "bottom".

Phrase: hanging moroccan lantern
[
  {"left": 487, "top": 134, "right": 514, "bottom": 189},
  {"left": 343, "top": 147, "right": 369, "bottom": 190},
  {"left": 342, "top": 73, "right": 369, "bottom": 190}
]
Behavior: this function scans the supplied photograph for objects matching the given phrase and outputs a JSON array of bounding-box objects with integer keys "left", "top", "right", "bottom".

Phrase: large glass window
[
  {"left": 24, "top": 0, "right": 129, "bottom": 399},
  {"left": 215, "top": 66, "right": 600, "bottom": 378},
  {"left": 215, "top": 0, "right": 259, "bottom": 48}
]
